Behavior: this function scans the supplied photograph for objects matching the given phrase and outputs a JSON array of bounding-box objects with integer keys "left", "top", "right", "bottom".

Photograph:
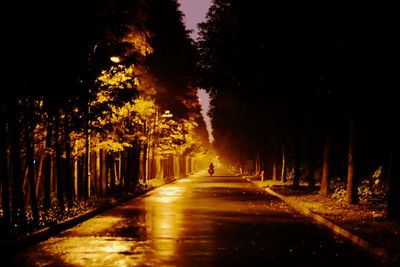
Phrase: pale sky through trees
[
  {"left": 178, "top": 0, "right": 214, "bottom": 142},
  {"left": 197, "top": 89, "right": 214, "bottom": 142},
  {"left": 177, "top": 0, "right": 212, "bottom": 40}
]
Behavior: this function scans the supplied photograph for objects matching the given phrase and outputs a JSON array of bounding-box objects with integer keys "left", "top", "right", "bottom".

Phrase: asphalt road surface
[{"left": 3, "top": 169, "right": 389, "bottom": 266}]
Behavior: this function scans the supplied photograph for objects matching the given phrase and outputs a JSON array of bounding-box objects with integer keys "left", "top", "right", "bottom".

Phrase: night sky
[
  {"left": 177, "top": 0, "right": 212, "bottom": 40},
  {"left": 178, "top": 0, "right": 214, "bottom": 142}
]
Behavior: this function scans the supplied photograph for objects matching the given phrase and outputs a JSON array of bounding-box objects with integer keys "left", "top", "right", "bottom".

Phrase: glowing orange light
[
  {"left": 110, "top": 56, "right": 121, "bottom": 63},
  {"left": 161, "top": 110, "right": 173, "bottom": 118}
]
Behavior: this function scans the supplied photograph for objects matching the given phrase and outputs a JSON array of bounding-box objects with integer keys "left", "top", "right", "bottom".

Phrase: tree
[
  {"left": 198, "top": 1, "right": 400, "bottom": 218},
  {"left": 346, "top": 116, "right": 357, "bottom": 204},
  {"left": 0, "top": 101, "right": 10, "bottom": 234},
  {"left": 320, "top": 133, "right": 331, "bottom": 196}
]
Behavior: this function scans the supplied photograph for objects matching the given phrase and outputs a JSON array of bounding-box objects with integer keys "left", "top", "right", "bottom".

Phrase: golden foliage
[
  {"left": 69, "top": 26, "right": 206, "bottom": 158},
  {"left": 122, "top": 26, "right": 153, "bottom": 56},
  {"left": 132, "top": 98, "right": 156, "bottom": 119},
  {"left": 97, "top": 65, "right": 137, "bottom": 91}
]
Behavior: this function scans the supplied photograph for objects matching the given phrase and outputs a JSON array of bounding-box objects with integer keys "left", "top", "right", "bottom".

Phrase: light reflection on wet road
[{"left": 4, "top": 170, "right": 387, "bottom": 266}]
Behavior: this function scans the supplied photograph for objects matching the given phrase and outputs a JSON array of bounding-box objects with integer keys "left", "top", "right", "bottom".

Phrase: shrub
[
  {"left": 358, "top": 166, "right": 387, "bottom": 204},
  {"left": 330, "top": 177, "right": 347, "bottom": 202},
  {"left": 329, "top": 166, "right": 388, "bottom": 204}
]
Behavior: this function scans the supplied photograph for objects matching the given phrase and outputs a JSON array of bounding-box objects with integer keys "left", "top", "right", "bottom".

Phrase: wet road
[{"left": 4, "top": 170, "right": 388, "bottom": 266}]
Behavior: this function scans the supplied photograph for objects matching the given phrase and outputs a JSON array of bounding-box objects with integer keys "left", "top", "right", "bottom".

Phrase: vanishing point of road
[{"left": 4, "top": 169, "right": 388, "bottom": 266}]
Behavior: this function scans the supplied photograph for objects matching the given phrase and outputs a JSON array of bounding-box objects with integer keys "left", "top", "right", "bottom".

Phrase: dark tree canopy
[{"left": 197, "top": 1, "right": 400, "bottom": 186}]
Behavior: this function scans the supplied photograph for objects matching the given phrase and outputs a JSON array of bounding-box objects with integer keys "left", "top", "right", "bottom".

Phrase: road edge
[{"left": 244, "top": 177, "right": 399, "bottom": 265}]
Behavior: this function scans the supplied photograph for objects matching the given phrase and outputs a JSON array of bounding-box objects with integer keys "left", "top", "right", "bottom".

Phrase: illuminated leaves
[
  {"left": 132, "top": 98, "right": 156, "bottom": 119},
  {"left": 70, "top": 24, "right": 205, "bottom": 158},
  {"left": 122, "top": 26, "right": 154, "bottom": 56},
  {"left": 96, "top": 139, "right": 131, "bottom": 152},
  {"left": 97, "top": 65, "right": 137, "bottom": 91},
  {"left": 152, "top": 115, "right": 203, "bottom": 158}
]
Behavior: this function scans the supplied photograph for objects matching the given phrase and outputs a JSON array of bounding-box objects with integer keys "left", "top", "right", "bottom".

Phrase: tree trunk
[
  {"left": 121, "top": 151, "right": 128, "bottom": 188},
  {"left": 272, "top": 158, "right": 277, "bottom": 181},
  {"left": 73, "top": 154, "right": 78, "bottom": 199},
  {"left": 83, "top": 98, "right": 91, "bottom": 199},
  {"left": 126, "top": 148, "right": 133, "bottom": 187},
  {"left": 84, "top": 122, "right": 90, "bottom": 199},
  {"left": 260, "top": 149, "right": 267, "bottom": 181},
  {"left": 54, "top": 117, "right": 64, "bottom": 209},
  {"left": 292, "top": 136, "right": 300, "bottom": 189},
  {"left": 82, "top": 153, "right": 89, "bottom": 198},
  {"left": 100, "top": 149, "right": 106, "bottom": 195},
  {"left": 0, "top": 101, "right": 10, "bottom": 233},
  {"left": 44, "top": 118, "right": 53, "bottom": 209},
  {"left": 64, "top": 111, "right": 73, "bottom": 207},
  {"left": 78, "top": 157, "right": 84, "bottom": 197},
  {"left": 133, "top": 141, "right": 140, "bottom": 185},
  {"left": 108, "top": 153, "right": 115, "bottom": 189},
  {"left": 320, "top": 133, "right": 330, "bottom": 196},
  {"left": 280, "top": 139, "right": 286, "bottom": 182},
  {"left": 35, "top": 155, "right": 44, "bottom": 199},
  {"left": 142, "top": 143, "right": 148, "bottom": 183},
  {"left": 307, "top": 136, "right": 315, "bottom": 190},
  {"left": 96, "top": 151, "right": 101, "bottom": 194},
  {"left": 23, "top": 166, "right": 29, "bottom": 200},
  {"left": 25, "top": 100, "right": 39, "bottom": 225},
  {"left": 9, "top": 99, "right": 26, "bottom": 229},
  {"left": 114, "top": 156, "right": 119, "bottom": 186},
  {"left": 346, "top": 116, "right": 358, "bottom": 204}
]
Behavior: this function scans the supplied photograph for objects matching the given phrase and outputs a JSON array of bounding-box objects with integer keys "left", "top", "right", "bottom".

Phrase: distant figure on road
[{"left": 208, "top": 162, "right": 215, "bottom": 176}]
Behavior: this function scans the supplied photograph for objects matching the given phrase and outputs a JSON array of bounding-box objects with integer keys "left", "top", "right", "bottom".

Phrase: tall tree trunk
[
  {"left": 100, "top": 149, "right": 106, "bottom": 196},
  {"left": 36, "top": 154, "right": 44, "bottom": 199},
  {"left": 108, "top": 153, "right": 115, "bottom": 189},
  {"left": 103, "top": 153, "right": 109, "bottom": 193},
  {"left": 142, "top": 143, "right": 148, "bottom": 183},
  {"left": 96, "top": 151, "right": 101, "bottom": 194},
  {"left": 0, "top": 101, "right": 10, "bottom": 234},
  {"left": 83, "top": 98, "right": 91, "bottom": 199},
  {"left": 121, "top": 152, "right": 127, "bottom": 188},
  {"left": 292, "top": 135, "right": 300, "bottom": 189},
  {"left": 280, "top": 138, "right": 286, "bottom": 182},
  {"left": 90, "top": 151, "right": 97, "bottom": 194},
  {"left": 126, "top": 148, "right": 133, "bottom": 187},
  {"left": 307, "top": 136, "right": 315, "bottom": 190},
  {"left": 255, "top": 152, "right": 260, "bottom": 176},
  {"left": 260, "top": 149, "right": 267, "bottom": 181},
  {"left": 82, "top": 154, "right": 88, "bottom": 198},
  {"left": 23, "top": 166, "right": 29, "bottom": 200},
  {"left": 73, "top": 146, "right": 79, "bottom": 198},
  {"left": 84, "top": 121, "right": 90, "bottom": 199},
  {"left": 64, "top": 111, "right": 73, "bottom": 207},
  {"left": 272, "top": 158, "right": 277, "bottom": 181},
  {"left": 271, "top": 143, "right": 277, "bottom": 181},
  {"left": 114, "top": 155, "right": 119, "bottom": 186},
  {"left": 78, "top": 157, "right": 84, "bottom": 197},
  {"left": 44, "top": 116, "right": 53, "bottom": 209},
  {"left": 25, "top": 99, "right": 39, "bottom": 225},
  {"left": 54, "top": 117, "right": 64, "bottom": 209},
  {"left": 9, "top": 99, "right": 26, "bottom": 229},
  {"left": 320, "top": 133, "right": 330, "bottom": 196},
  {"left": 133, "top": 140, "right": 140, "bottom": 185},
  {"left": 346, "top": 116, "right": 358, "bottom": 204}
]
